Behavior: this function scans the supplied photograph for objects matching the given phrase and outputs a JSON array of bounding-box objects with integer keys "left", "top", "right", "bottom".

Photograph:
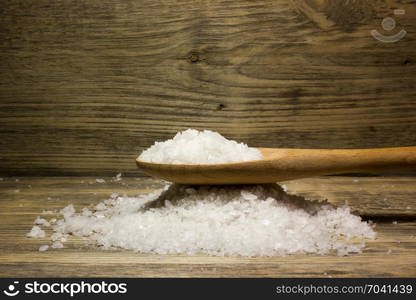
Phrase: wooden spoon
[{"left": 136, "top": 146, "right": 416, "bottom": 185}]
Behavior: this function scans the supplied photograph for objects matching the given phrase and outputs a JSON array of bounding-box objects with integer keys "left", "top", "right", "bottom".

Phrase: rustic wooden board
[
  {"left": 0, "top": 0, "right": 415, "bottom": 176},
  {"left": 0, "top": 176, "right": 415, "bottom": 217},
  {"left": 0, "top": 176, "right": 415, "bottom": 277},
  {"left": 282, "top": 176, "right": 416, "bottom": 217}
]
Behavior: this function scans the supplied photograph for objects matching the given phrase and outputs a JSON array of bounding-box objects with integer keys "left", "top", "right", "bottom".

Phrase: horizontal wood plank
[
  {"left": 1, "top": 176, "right": 415, "bottom": 217},
  {"left": 0, "top": 176, "right": 415, "bottom": 277},
  {"left": 0, "top": 0, "right": 415, "bottom": 176}
]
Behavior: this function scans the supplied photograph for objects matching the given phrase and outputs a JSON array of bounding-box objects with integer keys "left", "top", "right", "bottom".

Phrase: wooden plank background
[{"left": 0, "top": 0, "right": 415, "bottom": 176}]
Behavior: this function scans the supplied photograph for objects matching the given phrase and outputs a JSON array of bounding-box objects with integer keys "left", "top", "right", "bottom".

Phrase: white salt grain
[
  {"left": 51, "top": 241, "right": 64, "bottom": 249},
  {"left": 37, "top": 184, "right": 375, "bottom": 257},
  {"left": 114, "top": 173, "right": 122, "bottom": 181},
  {"left": 139, "top": 129, "right": 263, "bottom": 164},
  {"left": 60, "top": 205, "right": 75, "bottom": 218},
  {"left": 27, "top": 226, "right": 46, "bottom": 238},
  {"left": 96, "top": 179, "right": 105, "bottom": 183},
  {"left": 39, "top": 245, "right": 49, "bottom": 252},
  {"left": 34, "top": 216, "right": 50, "bottom": 227}
]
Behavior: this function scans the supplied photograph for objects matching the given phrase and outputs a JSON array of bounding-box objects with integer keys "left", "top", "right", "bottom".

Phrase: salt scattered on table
[
  {"left": 39, "top": 245, "right": 49, "bottom": 252},
  {"left": 34, "top": 216, "right": 50, "bottom": 227},
  {"left": 28, "top": 183, "right": 376, "bottom": 257},
  {"left": 27, "top": 226, "right": 46, "bottom": 238},
  {"left": 96, "top": 179, "right": 105, "bottom": 183},
  {"left": 51, "top": 241, "right": 64, "bottom": 249},
  {"left": 138, "top": 129, "right": 263, "bottom": 164},
  {"left": 114, "top": 173, "right": 122, "bottom": 181}
]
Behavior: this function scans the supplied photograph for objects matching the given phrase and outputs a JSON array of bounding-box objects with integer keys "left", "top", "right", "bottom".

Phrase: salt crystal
[
  {"left": 27, "top": 226, "right": 46, "bottom": 238},
  {"left": 60, "top": 205, "right": 75, "bottom": 218},
  {"left": 138, "top": 129, "right": 263, "bottom": 164},
  {"left": 386, "top": 249, "right": 392, "bottom": 254},
  {"left": 240, "top": 190, "right": 258, "bottom": 201},
  {"left": 114, "top": 173, "right": 122, "bottom": 181},
  {"left": 82, "top": 208, "right": 93, "bottom": 216},
  {"left": 51, "top": 241, "right": 64, "bottom": 249},
  {"left": 95, "top": 203, "right": 106, "bottom": 210},
  {"left": 39, "top": 245, "right": 49, "bottom": 252},
  {"left": 14, "top": 189, "right": 20, "bottom": 193},
  {"left": 37, "top": 183, "right": 376, "bottom": 257},
  {"left": 353, "top": 179, "right": 359, "bottom": 183},
  {"left": 96, "top": 179, "right": 105, "bottom": 183},
  {"left": 392, "top": 221, "right": 397, "bottom": 225},
  {"left": 34, "top": 216, "right": 50, "bottom": 227},
  {"left": 51, "top": 232, "right": 62, "bottom": 241},
  {"left": 185, "top": 188, "right": 196, "bottom": 195},
  {"left": 262, "top": 219, "right": 271, "bottom": 226},
  {"left": 15, "top": 179, "right": 19, "bottom": 182}
]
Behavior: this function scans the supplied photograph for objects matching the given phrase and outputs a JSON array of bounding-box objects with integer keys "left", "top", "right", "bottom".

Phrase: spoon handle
[{"left": 266, "top": 146, "right": 416, "bottom": 176}]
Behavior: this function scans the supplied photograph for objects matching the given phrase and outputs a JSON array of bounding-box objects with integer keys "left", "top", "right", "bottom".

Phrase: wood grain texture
[
  {"left": 0, "top": 0, "right": 415, "bottom": 176},
  {"left": 0, "top": 176, "right": 415, "bottom": 217},
  {"left": 0, "top": 176, "right": 415, "bottom": 277}
]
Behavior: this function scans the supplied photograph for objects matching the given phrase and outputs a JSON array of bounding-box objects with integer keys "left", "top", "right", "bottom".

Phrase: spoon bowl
[{"left": 136, "top": 146, "right": 416, "bottom": 185}]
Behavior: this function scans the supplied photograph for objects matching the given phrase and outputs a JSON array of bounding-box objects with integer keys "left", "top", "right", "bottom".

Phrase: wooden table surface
[{"left": 0, "top": 176, "right": 415, "bottom": 278}]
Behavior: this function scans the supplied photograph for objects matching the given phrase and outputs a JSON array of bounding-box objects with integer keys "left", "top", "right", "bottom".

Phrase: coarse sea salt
[
  {"left": 114, "top": 173, "right": 122, "bottom": 181},
  {"left": 138, "top": 129, "right": 263, "bottom": 164},
  {"left": 39, "top": 245, "right": 49, "bottom": 252},
  {"left": 27, "top": 184, "right": 376, "bottom": 256},
  {"left": 34, "top": 216, "right": 50, "bottom": 227},
  {"left": 51, "top": 241, "right": 64, "bottom": 249},
  {"left": 27, "top": 226, "right": 46, "bottom": 238}
]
